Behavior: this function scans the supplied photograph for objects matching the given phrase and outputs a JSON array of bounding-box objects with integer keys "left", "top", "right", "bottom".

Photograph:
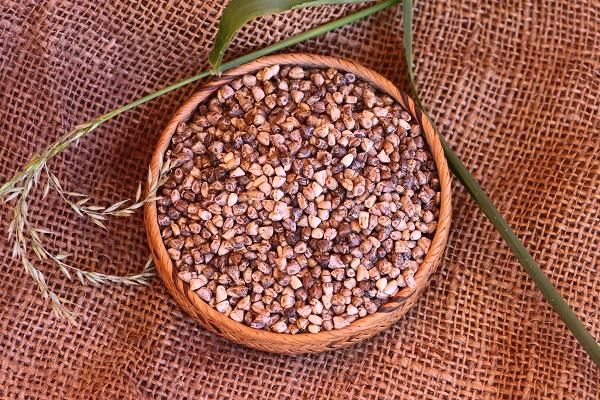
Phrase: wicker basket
[{"left": 145, "top": 53, "right": 452, "bottom": 354}]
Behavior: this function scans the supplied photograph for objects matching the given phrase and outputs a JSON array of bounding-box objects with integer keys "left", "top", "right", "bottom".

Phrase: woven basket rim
[{"left": 144, "top": 53, "right": 452, "bottom": 353}]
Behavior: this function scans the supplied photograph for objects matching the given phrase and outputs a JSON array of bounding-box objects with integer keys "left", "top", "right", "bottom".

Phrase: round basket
[{"left": 145, "top": 53, "right": 452, "bottom": 354}]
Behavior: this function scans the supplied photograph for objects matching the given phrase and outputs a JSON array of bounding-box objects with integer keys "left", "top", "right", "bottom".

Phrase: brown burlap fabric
[{"left": 1, "top": 1, "right": 598, "bottom": 398}]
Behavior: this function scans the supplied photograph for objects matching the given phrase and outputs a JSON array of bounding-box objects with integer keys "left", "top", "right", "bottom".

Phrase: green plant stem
[
  {"left": 98, "top": 0, "right": 402, "bottom": 122},
  {"left": 0, "top": 0, "right": 400, "bottom": 198},
  {"left": 403, "top": 0, "right": 600, "bottom": 366},
  {"left": 207, "top": 0, "right": 371, "bottom": 70},
  {"left": 102, "top": 0, "right": 396, "bottom": 111},
  {"left": 442, "top": 137, "right": 600, "bottom": 366}
]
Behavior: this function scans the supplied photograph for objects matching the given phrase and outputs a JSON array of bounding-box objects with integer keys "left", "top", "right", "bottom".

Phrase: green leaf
[
  {"left": 402, "top": 0, "right": 418, "bottom": 104},
  {"left": 208, "top": 0, "right": 369, "bottom": 71},
  {"left": 402, "top": 0, "right": 600, "bottom": 366}
]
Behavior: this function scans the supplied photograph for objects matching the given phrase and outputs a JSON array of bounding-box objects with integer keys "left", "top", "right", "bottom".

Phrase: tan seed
[
  {"left": 410, "top": 230, "right": 422, "bottom": 240},
  {"left": 311, "top": 73, "right": 324, "bottom": 86},
  {"left": 375, "top": 278, "right": 388, "bottom": 291},
  {"left": 312, "top": 301, "right": 324, "bottom": 315},
  {"left": 216, "top": 285, "right": 227, "bottom": 303},
  {"left": 237, "top": 296, "right": 251, "bottom": 311},
  {"left": 227, "top": 193, "right": 238, "bottom": 207},
  {"left": 189, "top": 276, "right": 208, "bottom": 291},
  {"left": 311, "top": 182, "right": 324, "bottom": 198},
  {"left": 322, "top": 295, "right": 332, "bottom": 310},
  {"left": 178, "top": 271, "right": 193, "bottom": 283},
  {"left": 215, "top": 300, "right": 230, "bottom": 314},
  {"left": 256, "top": 65, "right": 279, "bottom": 81},
  {"left": 196, "top": 287, "right": 212, "bottom": 302},
  {"left": 259, "top": 181, "right": 272, "bottom": 195},
  {"left": 343, "top": 278, "right": 356, "bottom": 289},
  {"left": 217, "top": 85, "right": 234, "bottom": 101},
  {"left": 259, "top": 226, "right": 274, "bottom": 240},
  {"left": 332, "top": 91, "right": 344, "bottom": 103},
  {"left": 311, "top": 228, "right": 324, "bottom": 239},
  {"left": 358, "top": 211, "right": 370, "bottom": 229},
  {"left": 281, "top": 294, "right": 295, "bottom": 309},
  {"left": 246, "top": 221, "right": 259, "bottom": 236},
  {"left": 196, "top": 209, "right": 210, "bottom": 221},
  {"left": 340, "top": 153, "right": 354, "bottom": 167},
  {"left": 314, "top": 125, "right": 329, "bottom": 138},
  {"left": 288, "top": 66, "right": 305, "bottom": 79},
  {"left": 356, "top": 265, "right": 369, "bottom": 282},
  {"left": 271, "top": 189, "right": 284, "bottom": 201},
  {"left": 230, "top": 167, "right": 245, "bottom": 177},
  {"left": 291, "top": 90, "right": 304, "bottom": 103},
  {"left": 372, "top": 107, "right": 388, "bottom": 117},
  {"left": 383, "top": 280, "right": 399, "bottom": 296},
  {"left": 345, "top": 305, "right": 358, "bottom": 316},
  {"left": 229, "top": 308, "right": 245, "bottom": 322},
  {"left": 341, "top": 179, "right": 354, "bottom": 191},
  {"left": 256, "top": 132, "right": 270, "bottom": 146},
  {"left": 313, "top": 170, "right": 328, "bottom": 186},
  {"left": 269, "top": 201, "right": 290, "bottom": 221},
  {"left": 403, "top": 270, "right": 417, "bottom": 288},
  {"left": 308, "top": 215, "right": 322, "bottom": 229},
  {"left": 252, "top": 86, "right": 265, "bottom": 102},
  {"left": 271, "top": 320, "right": 288, "bottom": 333},
  {"left": 272, "top": 176, "right": 286, "bottom": 188},
  {"left": 242, "top": 74, "right": 256, "bottom": 87},
  {"left": 297, "top": 305, "right": 312, "bottom": 318},
  {"left": 333, "top": 316, "right": 349, "bottom": 329}
]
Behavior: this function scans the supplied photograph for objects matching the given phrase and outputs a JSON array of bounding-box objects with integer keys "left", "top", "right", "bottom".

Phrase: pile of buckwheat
[{"left": 157, "top": 64, "right": 440, "bottom": 334}]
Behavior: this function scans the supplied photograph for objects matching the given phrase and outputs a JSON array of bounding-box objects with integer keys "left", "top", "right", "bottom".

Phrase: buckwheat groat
[{"left": 157, "top": 65, "right": 440, "bottom": 333}]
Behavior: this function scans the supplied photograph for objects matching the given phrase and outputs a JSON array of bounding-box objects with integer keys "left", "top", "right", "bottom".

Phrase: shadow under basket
[{"left": 144, "top": 53, "right": 452, "bottom": 354}]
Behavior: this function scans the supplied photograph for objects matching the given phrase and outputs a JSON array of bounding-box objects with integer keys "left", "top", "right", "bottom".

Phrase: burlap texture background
[{"left": 1, "top": 1, "right": 598, "bottom": 398}]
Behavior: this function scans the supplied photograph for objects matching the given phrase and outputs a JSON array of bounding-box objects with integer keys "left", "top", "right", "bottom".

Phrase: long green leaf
[
  {"left": 208, "top": 0, "right": 369, "bottom": 71},
  {"left": 402, "top": 0, "right": 600, "bottom": 366}
]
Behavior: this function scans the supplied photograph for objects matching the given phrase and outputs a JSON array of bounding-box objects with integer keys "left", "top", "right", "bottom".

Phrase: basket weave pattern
[{"left": 145, "top": 53, "right": 452, "bottom": 353}]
